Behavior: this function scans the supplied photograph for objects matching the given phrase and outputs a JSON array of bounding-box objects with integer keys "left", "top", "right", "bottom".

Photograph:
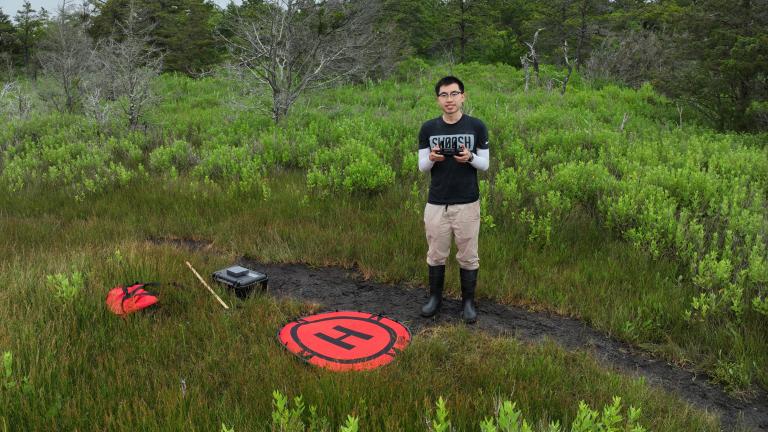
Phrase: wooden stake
[{"left": 185, "top": 261, "right": 229, "bottom": 309}]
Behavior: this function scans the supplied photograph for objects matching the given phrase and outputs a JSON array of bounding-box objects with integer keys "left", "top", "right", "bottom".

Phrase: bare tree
[
  {"left": 37, "top": 1, "right": 93, "bottom": 113},
  {"left": 0, "top": 81, "right": 32, "bottom": 122},
  {"left": 520, "top": 28, "right": 543, "bottom": 92},
  {"left": 81, "top": 83, "right": 112, "bottom": 125},
  {"left": 439, "top": 45, "right": 458, "bottom": 74},
  {"left": 1, "top": 81, "right": 18, "bottom": 119},
  {"left": 91, "top": 2, "right": 163, "bottom": 129},
  {"left": 584, "top": 29, "right": 665, "bottom": 88},
  {"left": 560, "top": 40, "right": 575, "bottom": 95},
  {"left": 222, "top": 0, "right": 391, "bottom": 123}
]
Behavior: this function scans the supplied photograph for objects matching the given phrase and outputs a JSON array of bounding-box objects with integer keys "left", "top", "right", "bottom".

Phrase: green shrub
[
  {"left": 570, "top": 397, "right": 646, "bottom": 432},
  {"left": 269, "top": 390, "right": 336, "bottom": 432},
  {"left": 307, "top": 140, "right": 394, "bottom": 195},
  {"left": 46, "top": 271, "right": 85, "bottom": 302},
  {"left": 425, "top": 395, "right": 648, "bottom": 432},
  {"left": 148, "top": 139, "right": 197, "bottom": 175},
  {"left": 2, "top": 352, "right": 32, "bottom": 395},
  {"left": 0, "top": 118, "right": 139, "bottom": 199},
  {"left": 261, "top": 127, "right": 319, "bottom": 169}
]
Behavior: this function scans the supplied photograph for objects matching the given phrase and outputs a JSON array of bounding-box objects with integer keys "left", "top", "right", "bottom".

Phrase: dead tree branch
[
  {"left": 91, "top": 1, "right": 163, "bottom": 129},
  {"left": 521, "top": 28, "right": 544, "bottom": 92},
  {"left": 619, "top": 112, "right": 629, "bottom": 132},
  {"left": 561, "top": 40, "right": 576, "bottom": 95},
  {"left": 37, "top": 1, "right": 93, "bottom": 113},
  {"left": 221, "top": 0, "right": 391, "bottom": 123}
]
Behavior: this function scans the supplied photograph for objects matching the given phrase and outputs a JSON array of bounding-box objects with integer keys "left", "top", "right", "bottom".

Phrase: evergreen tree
[
  {"left": 14, "top": 1, "right": 46, "bottom": 78},
  {"left": 651, "top": 0, "right": 768, "bottom": 130},
  {"left": 87, "top": 0, "right": 133, "bottom": 41},
  {"left": 441, "top": 0, "right": 495, "bottom": 63},
  {"left": 450, "top": 0, "right": 481, "bottom": 62},
  {"left": 383, "top": 0, "right": 442, "bottom": 58},
  {"left": 0, "top": 7, "right": 17, "bottom": 78},
  {"left": 571, "top": 0, "right": 607, "bottom": 69},
  {"left": 89, "top": 0, "right": 221, "bottom": 74},
  {"left": 0, "top": 8, "right": 17, "bottom": 57},
  {"left": 475, "top": 0, "right": 531, "bottom": 65},
  {"left": 165, "top": 0, "right": 221, "bottom": 74},
  {"left": 526, "top": 0, "right": 575, "bottom": 64},
  {"left": 523, "top": 0, "right": 610, "bottom": 66}
]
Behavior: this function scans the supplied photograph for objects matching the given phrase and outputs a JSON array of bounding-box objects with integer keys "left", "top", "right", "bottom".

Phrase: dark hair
[{"left": 434, "top": 76, "right": 464, "bottom": 96}]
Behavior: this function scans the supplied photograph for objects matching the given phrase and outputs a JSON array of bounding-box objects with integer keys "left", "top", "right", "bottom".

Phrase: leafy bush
[
  {"left": 429, "top": 397, "right": 452, "bottom": 432},
  {"left": 269, "top": 390, "right": 356, "bottom": 432},
  {"left": 2, "top": 352, "right": 32, "bottom": 395},
  {"left": 307, "top": 139, "right": 395, "bottom": 195},
  {"left": 394, "top": 57, "right": 430, "bottom": 82},
  {"left": 426, "top": 395, "right": 647, "bottom": 432},
  {"left": 265, "top": 392, "right": 652, "bottom": 431},
  {"left": 46, "top": 271, "right": 85, "bottom": 302},
  {"left": 504, "top": 119, "right": 768, "bottom": 327},
  {"left": 260, "top": 127, "right": 319, "bottom": 169},
  {"left": 149, "top": 139, "right": 197, "bottom": 176},
  {"left": 0, "top": 115, "right": 144, "bottom": 199}
]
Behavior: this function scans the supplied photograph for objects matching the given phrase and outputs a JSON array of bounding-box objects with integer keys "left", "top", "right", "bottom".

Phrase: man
[{"left": 418, "top": 76, "right": 490, "bottom": 323}]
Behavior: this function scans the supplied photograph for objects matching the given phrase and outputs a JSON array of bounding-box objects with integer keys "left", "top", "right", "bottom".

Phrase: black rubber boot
[
  {"left": 460, "top": 268, "right": 478, "bottom": 323},
  {"left": 421, "top": 265, "right": 445, "bottom": 317}
]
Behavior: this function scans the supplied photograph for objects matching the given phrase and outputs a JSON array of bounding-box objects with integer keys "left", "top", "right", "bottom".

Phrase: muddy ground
[{"left": 232, "top": 258, "right": 768, "bottom": 432}]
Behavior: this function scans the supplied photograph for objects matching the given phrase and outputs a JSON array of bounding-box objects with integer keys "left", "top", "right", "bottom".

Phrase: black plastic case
[{"left": 212, "top": 265, "right": 268, "bottom": 298}]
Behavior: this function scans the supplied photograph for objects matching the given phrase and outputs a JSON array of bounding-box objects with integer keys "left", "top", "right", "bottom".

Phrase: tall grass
[
  {"left": 0, "top": 62, "right": 765, "bottom": 428},
  {"left": 0, "top": 173, "right": 742, "bottom": 430},
  {"left": 0, "top": 240, "right": 720, "bottom": 430}
]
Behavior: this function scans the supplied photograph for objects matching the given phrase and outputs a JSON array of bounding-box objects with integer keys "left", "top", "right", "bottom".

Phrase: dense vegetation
[
  {"left": 0, "top": 62, "right": 766, "bottom": 430},
  {"left": 1, "top": 0, "right": 766, "bottom": 427},
  {"left": 1, "top": 0, "right": 766, "bottom": 130}
]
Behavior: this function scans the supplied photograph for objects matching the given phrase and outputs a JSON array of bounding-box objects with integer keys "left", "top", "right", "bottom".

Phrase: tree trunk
[
  {"left": 459, "top": 0, "right": 467, "bottom": 63},
  {"left": 23, "top": 34, "right": 30, "bottom": 78},
  {"left": 273, "top": 90, "right": 288, "bottom": 124},
  {"left": 129, "top": 101, "right": 139, "bottom": 129},
  {"left": 559, "top": 1, "right": 568, "bottom": 59},
  {"left": 576, "top": 0, "right": 587, "bottom": 70}
]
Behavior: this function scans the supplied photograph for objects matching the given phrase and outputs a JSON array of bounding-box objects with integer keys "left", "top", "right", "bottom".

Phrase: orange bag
[{"left": 106, "top": 283, "right": 159, "bottom": 315}]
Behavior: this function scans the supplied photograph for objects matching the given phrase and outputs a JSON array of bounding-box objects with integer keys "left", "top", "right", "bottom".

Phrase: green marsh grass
[
  {"left": 1, "top": 63, "right": 766, "bottom": 429},
  {"left": 4, "top": 167, "right": 765, "bottom": 393},
  {"left": 0, "top": 174, "right": 741, "bottom": 430},
  {"left": 0, "top": 241, "right": 720, "bottom": 430}
]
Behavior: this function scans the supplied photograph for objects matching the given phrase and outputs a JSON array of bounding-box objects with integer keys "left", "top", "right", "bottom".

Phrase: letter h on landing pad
[{"left": 315, "top": 325, "right": 374, "bottom": 350}]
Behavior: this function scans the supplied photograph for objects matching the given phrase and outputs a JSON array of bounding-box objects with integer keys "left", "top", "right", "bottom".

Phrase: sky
[{"left": 0, "top": 0, "right": 241, "bottom": 19}]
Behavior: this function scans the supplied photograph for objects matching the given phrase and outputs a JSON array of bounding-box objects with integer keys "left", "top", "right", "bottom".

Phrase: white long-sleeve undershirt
[{"left": 418, "top": 148, "right": 490, "bottom": 172}]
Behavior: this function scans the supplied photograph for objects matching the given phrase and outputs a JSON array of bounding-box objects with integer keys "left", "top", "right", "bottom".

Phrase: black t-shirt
[{"left": 418, "top": 114, "right": 489, "bottom": 205}]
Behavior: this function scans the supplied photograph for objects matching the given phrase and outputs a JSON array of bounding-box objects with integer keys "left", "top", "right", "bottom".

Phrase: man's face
[{"left": 436, "top": 83, "right": 464, "bottom": 115}]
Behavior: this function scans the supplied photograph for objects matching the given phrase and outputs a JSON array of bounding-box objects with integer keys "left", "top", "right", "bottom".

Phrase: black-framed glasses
[{"left": 437, "top": 91, "right": 463, "bottom": 99}]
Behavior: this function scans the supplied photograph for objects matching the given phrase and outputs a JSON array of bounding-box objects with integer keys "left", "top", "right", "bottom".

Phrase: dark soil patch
[
  {"left": 147, "top": 236, "right": 215, "bottom": 251},
  {"left": 237, "top": 258, "right": 768, "bottom": 432}
]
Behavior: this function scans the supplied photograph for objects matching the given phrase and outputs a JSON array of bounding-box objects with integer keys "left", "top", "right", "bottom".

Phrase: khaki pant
[{"left": 424, "top": 200, "right": 480, "bottom": 270}]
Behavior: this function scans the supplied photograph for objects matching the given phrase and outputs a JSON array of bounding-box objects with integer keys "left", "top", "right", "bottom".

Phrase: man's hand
[
  {"left": 429, "top": 146, "right": 445, "bottom": 162},
  {"left": 454, "top": 145, "right": 471, "bottom": 163}
]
